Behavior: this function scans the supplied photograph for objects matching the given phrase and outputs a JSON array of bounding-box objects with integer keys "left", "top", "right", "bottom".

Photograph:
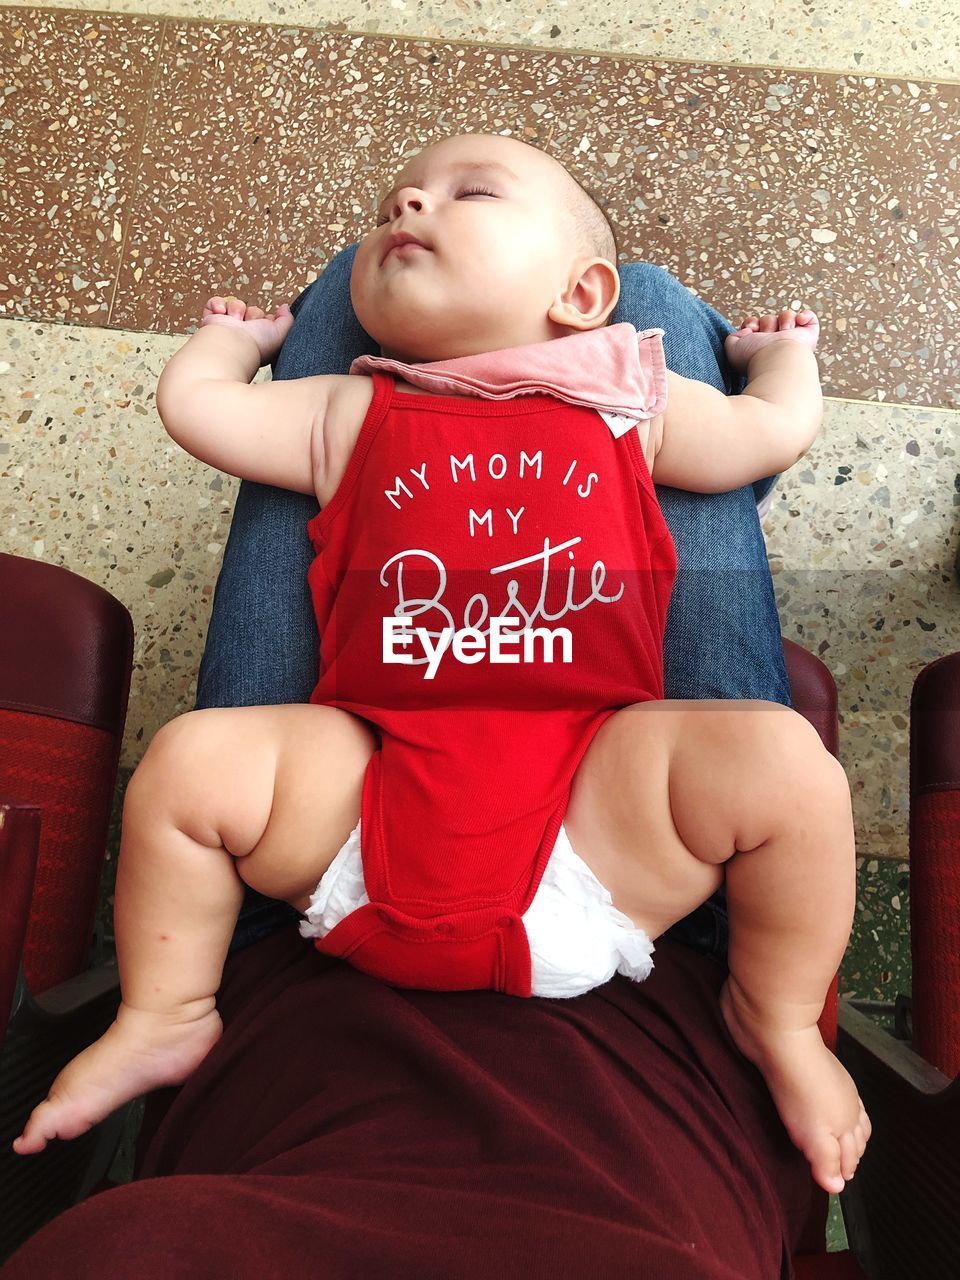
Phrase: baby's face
[{"left": 350, "top": 134, "right": 606, "bottom": 363}]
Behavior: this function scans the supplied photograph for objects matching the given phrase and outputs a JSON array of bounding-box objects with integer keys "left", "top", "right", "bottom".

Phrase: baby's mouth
[
  {"left": 381, "top": 231, "right": 433, "bottom": 264},
  {"left": 385, "top": 242, "right": 429, "bottom": 261},
  {"left": 383, "top": 245, "right": 432, "bottom": 268}
]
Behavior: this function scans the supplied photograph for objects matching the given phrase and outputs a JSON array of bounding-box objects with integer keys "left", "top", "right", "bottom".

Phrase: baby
[{"left": 14, "top": 131, "right": 870, "bottom": 1196}]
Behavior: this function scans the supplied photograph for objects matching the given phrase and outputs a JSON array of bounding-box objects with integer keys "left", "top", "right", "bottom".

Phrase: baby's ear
[{"left": 548, "top": 257, "right": 620, "bottom": 331}]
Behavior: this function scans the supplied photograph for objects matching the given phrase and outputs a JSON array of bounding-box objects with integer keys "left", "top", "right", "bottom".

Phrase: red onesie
[{"left": 305, "top": 356, "right": 676, "bottom": 998}]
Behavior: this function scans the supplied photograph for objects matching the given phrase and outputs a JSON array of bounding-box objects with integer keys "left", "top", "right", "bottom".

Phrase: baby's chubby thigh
[
  {"left": 562, "top": 698, "right": 821, "bottom": 941},
  {"left": 131, "top": 702, "right": 378, "bottom": 910}
]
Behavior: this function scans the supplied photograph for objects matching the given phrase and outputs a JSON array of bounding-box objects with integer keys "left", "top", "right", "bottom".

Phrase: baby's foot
[
  {"left": 724, "top": 307, "right": 820, "bottom": 374},
  {"left": 12, "top": 1000, "right": 223, "bottom": 1155},
  {"left": 719, "top": 978, "right": 872, "bottom": 1194}
]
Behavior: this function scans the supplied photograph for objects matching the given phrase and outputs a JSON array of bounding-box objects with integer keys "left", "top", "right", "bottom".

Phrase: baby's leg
[
  {"left": 12, "top": 704, "right": 377, "bottom": 1155},
  {"left": 564, "top": 699, "right": 870, "bottom": 1195}
]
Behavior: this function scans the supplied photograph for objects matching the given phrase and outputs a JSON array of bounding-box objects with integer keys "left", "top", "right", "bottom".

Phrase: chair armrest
[
  {"left": 0, "top": 794, "right": 127, "bottom": 1263},
  {"left": 782, "top": 637, "right": 839, "bottom": 757},
  {"left": 0, "top": 961, "right": 125, "bottom": 1264},
  {"left": 837, "top": 999, "right": 959, "bottom": 1280},
  {"left": 909, "top": 652, "right": 960, "bottom": 1077}
]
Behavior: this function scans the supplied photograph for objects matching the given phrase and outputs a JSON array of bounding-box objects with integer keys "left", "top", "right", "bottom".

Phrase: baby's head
[{"left": 350, "top": 132, "right": 621, "bottom": 364}]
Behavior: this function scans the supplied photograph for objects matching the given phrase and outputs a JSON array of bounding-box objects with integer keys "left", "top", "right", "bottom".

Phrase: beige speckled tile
[
  {"left": 2, "top": 11, "right": 959, "bottom": 408},
  {"left": 4, "top": 0, "right": 958, "bottom": 81},
  {"left": 0, "top": 316, "right": 247, "bottom": 758},
  {"left": 766, "top": 400, "right": 958, "bottom": 574},
  {"left": 764, "top": 397, "right": 960, "bottom": 860}
]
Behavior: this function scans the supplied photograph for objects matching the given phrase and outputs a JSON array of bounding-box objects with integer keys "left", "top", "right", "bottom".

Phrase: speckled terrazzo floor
[{"left": 4, "top": 12, "right": 959, "bottom": 407}]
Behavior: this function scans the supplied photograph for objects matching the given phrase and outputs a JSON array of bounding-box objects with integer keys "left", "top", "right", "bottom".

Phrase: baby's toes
[
  {"left": 854, "top": 1122, "right": 868, "bottom": 1159},
  {"left": 839, "top": 1130, "right": 861, "bottom": 1182},
  {"left": 223, "top": 296, "right": 246, "bottom": 318},
  {"left": 778, "top": 308, "right": 797, "bottom": 329},
  {"left": 11, "top": 1129, "right": 43, "bottom": 1156},
  {"left": 13, "top": 1101, "right": 58, "bottom": 1155},
  {"left": 807, "top": 1130, "right": 845, "bottom": 1194},
  {"left": 796, "top": 309, "right": 821, "bottom": 339},
  {"left": 860, "top": 1106, "right": 872, "bottom": 1142},
  {"left": 757, "top": 314, "right": 779, "bottom": 332}
]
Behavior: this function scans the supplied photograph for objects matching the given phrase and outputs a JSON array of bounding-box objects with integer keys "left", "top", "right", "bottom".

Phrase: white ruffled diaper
[{"left": 299, "top": 820, "right": 655, "bottom": 998}]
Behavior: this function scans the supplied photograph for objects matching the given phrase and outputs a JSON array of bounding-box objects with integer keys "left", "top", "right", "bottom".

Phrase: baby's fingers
[
  {"left": 736, "top": 307, "right": 818, "bottom": 335},
  {"left": 204, "top": 295, "right": 248, "bottom": 318}
]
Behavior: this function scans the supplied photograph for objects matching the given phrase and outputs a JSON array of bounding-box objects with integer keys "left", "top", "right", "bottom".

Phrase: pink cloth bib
[{"left": 349, "top": 323, "right": 668, "bottom": 436}]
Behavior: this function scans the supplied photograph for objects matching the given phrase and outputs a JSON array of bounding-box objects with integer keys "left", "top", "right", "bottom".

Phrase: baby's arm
[
  {"left": 650, "top": 308, "right": 822, "bottom": 492},
  {"left": 155, "top": 295, "right": 344, "bottom": 497}
]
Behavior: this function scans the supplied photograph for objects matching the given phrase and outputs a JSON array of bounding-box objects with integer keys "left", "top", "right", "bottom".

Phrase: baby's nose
[{"left": 390, "top": 187, "right": 427, "bottom": 218}]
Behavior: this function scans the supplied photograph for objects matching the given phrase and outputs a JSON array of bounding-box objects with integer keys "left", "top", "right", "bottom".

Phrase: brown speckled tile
[
  {"left": 1, "top": 11, "right": 958, "bottom": 408},
  {"left": 113, "top": 33, "right": 960, "bottom": 411},
  {"left": 0, "top": 8, "right": 165, "bottom": 325}
]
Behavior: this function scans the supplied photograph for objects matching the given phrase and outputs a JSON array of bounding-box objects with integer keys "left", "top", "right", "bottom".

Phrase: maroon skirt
[{"left": 2, "top": 929, "right": 812, "bottom": 1279}]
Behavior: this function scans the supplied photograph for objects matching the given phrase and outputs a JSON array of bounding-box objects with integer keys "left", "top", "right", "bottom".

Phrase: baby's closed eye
[{"left": 376, "top": 185, "right": 499, "bottom": 226}]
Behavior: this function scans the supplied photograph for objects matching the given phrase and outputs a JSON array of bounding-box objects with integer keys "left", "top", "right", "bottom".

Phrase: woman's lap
[{"left": 0, "top": 929, "right": 812, "bottom": 1279}]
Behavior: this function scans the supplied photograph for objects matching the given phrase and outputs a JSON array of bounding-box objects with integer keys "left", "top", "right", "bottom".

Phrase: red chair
[
  {"left": 2, "top": 550, "right": 955, "bottom": 1274},
  {"left": 831, "top": 652, "right": 960, "bottom": 1280},
  {"left": 0, "top": 552, "right": 132, "bottom": 1256}
]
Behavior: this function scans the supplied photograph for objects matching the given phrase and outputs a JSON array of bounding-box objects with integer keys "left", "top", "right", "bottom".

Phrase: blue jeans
[{"left": 195, "top": 247, "right": 791, "bottom": 959}]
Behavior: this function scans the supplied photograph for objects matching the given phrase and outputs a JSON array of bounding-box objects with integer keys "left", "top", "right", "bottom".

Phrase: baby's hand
[
  {"left": 724, "top": 308, "right": 820, "bottom": 376},
  {"left": 199, "top": 295, "right": 295, "bottom": 365}
]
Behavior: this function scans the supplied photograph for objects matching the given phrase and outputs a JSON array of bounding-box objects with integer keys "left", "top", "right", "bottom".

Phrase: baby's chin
[
  {"left": 355, "top": 289, "right": 440, "bottom": 343},
  {"left": 375, "top": 339, "right": 445, "bottom": 364},
  {"left": 363, "top": 310, "right": 475, "bottom": 363},
  {"left": 354, "top": 281, "right": 518, "bottom": 361}
]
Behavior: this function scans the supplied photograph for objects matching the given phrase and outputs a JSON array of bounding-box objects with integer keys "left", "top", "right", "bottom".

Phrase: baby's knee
[
  {"left": 759, "top": 703, "right": 851, "bottom": 809},
  {"left": 125, "top": 710, "right": 225, "bottom": 805}
]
